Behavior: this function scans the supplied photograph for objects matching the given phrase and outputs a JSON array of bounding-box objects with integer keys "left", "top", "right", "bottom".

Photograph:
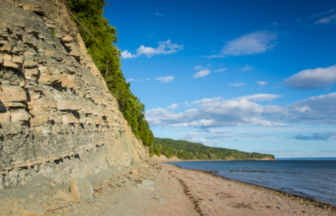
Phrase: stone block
[
  {"left": 0, "top": 113, "right": 10, "bottom": 122},
  {"left": 24, "top": 61, "right": 38, "bottom": 68},
  {"left": 69, "top": 51, "right": 80, "bottom": 59},
  {"left": 29, "top": 108, "right": 48, "bottom": 116},
  {"left": 51, "top": 74, "right": 63, "bottom": 83},
  {"left": 30, "top": 115, "right": 50, "bottom": 126},
  {"left": 0, "top": 46, "right": 11, "bottom": 52},
  {"left": 45, "top": 22, "right": 56, "bottom": 29},
  {"left": 57, "top": 101, "right": 81, "bottom": 111},
  {"left": 45, "top": 50, "right": 54, "bottom": 56},
  {"left": 95, "top": 119, "right": 104, "bottom": 125},
  {"left": 62, "top": 115, "right": 77, "bottom": 124},
  {"left": 86, "top": 118, "right": 95, "bottom": 125},
  {"left": 38, "top": 74, "right": 51, "bottom": 84},
  {"left": 24, "top": 68, "right": 39, "bottom": 80},
  {"left": 37, "top": 66, "right": 51, "bottom": 84},
  {"left": 2, "top": 54, "right": 19, "bottom": 69},
  {"left": 12, "top": 56, "right": 24, "bottom": 64},
  {"left": 80, "top": 106, "right": 92, "bottom": 114},
  {"left": 3, "top": 102, "right": 25, "bottom": 108},
  {"left": 56, "top": 33, "right": 63, "bottom": 39},
  {"left": 53, "top": 190, "right": 74, "bottom": 202},
  {"left": 61, "top": 36, "right": 73, "bottom": 43},
  {"left": 27, "top": 98, "right": 49, "bottom": 110},
  {"left": 0, "top": 86, "right": 27, "bottom": 102},
  {"left": 80, "top": 58, "right": 87, "bottom": 65},
  {"left": 10, "top": 110, "right": 30, "bottom": 122},
  {"left": 69, "top": 177, "right": 94, "bottom": 202},
  {"left": 31, "top": 7, "right": 45, "bottom": 16},
  {"left": 38, "top": 66, "right": 49, "bottom": 74}
]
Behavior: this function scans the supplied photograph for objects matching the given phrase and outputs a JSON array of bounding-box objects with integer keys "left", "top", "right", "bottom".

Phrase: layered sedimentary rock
[{"left": 0, "top": 0, "right": 147, "bottom": 189}]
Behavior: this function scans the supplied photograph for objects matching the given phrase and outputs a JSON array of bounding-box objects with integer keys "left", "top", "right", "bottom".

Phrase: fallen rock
[
  {"left": 69, "top": 177, "right": 94, "bottom": 202},
  {"left": 53, "top": 190, "right": 74, "bottom": 202},
  {"left": 142, "top": 179, "right": 154, "bottom": 186},
  {"left": 210, "top": 198, "right": 216, "bottom": 202},
  {"left": 22, "top": 203, "right": 44, "bottom": 216},
  {"left": 130, "top": 170, "right": 138, "bottom": 175},
  {"left": 154, "top": 198, "right": 165, "bottom": 203},
  {"left": 136, "top": 184, "right": 154, "bottom": 190}
]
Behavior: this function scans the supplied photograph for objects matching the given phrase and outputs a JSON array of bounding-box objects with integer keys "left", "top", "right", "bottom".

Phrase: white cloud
[
  {"left": 213, "top": 31, "right": 277, "bottom": 58},
  {"left": 311, "top": 8, "right": 336, "bottom": 17},
  {"left": 193, "top": 69, "right": 210, "bottom": 78},
  {"left": 127, "top": 76, "right": 173, "bottom": 83},
  {"left": 286, "top": 92, "right": 336, "bottom": 124},
  {"left": 121, "top": 50, "right": 136, "bottom": 59},
  {"left": 237, "top": 94, "right": 282, "bottom": 102},
  {"left": 127, "top": 78, "right": 135, "bottom": 82},
  {"left": 194, "top": 65, "right": 204, "bottom": 70},
  {"left": 156, "top": 76, "right": 175, "bottom": 83},
  {"left": 168, "top": 103, "right": 179, "bottom": 109},
  {"left": 214, "top": 68, "right": 227, "bottom": 72},
  {"left": 242, "top": 66, "right": 254, "bottom": 71},
  {"left": 315, "top": 13, "right": 336, "bottom": 24},
  {"left": 153, "top": 12, "right": 163, "bottom": 16},
  {"left": 180, "top": 132, "right": 208, "bottom": 145},
  {"left": 121, "top": 40, "right": 184, "bottom": 59},
  {"left": 146, "top": 97, "right": 286, "bottom": 128},
  {"left": 146, "top": 92, "right": 336, "bottom": 129},
  {"left": 230, "top": 83, "right": 247, "bottom": 87},
  {"left": 257, "top": 81, "right": 268, "bottom": 87},
  {"left": 284, "top": 65, "right": 336, "bottom": 90}
]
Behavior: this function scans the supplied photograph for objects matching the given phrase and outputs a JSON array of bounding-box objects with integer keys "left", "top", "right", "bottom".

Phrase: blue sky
[{"left": 104, "top": 0, "right": 336, "bottom": 158}]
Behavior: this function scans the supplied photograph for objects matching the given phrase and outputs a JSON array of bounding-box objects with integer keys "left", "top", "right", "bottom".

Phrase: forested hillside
[
  {"left": 153, "top": 138, "right": 275, "bottom": 160},
  {"left": 66, "top": 0, "right": 154, "bottom": 147}
]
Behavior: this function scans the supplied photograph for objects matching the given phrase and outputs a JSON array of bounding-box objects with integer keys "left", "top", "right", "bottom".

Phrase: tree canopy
[
  {"left": 153, "top": 138, "right": 275, "bottom": 160},
  {"left": 67, "top": 0, "right": 154, "bottom": 146}
]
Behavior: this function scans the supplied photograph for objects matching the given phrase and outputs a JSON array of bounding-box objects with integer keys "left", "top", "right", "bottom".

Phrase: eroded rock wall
[{"left": 0, "top": 0, "right": 147, "bottom": 189}]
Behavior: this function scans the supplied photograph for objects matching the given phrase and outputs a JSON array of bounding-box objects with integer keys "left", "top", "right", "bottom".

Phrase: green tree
[{"left": 67, "top": 0, "right": 154, "bottom": 147}]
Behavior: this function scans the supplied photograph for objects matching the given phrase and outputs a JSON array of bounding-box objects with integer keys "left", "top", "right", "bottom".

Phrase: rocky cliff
[{"left": 0, "top": 0, "right": 147, "bottom": 190}]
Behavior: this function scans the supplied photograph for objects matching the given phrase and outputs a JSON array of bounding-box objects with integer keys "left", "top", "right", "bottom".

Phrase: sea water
[{"left": 169, "top": 159, "right": 336, "bottom": 206}]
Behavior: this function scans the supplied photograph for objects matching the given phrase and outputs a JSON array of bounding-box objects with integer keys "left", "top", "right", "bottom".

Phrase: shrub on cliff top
[{"left": 66, "top": 0, "right": 154, "bottom": 146}]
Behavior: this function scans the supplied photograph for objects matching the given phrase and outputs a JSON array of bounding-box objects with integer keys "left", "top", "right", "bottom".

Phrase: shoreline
[
  {"left": 169, "top": 164, "right": 336, "bottom": 210},
  {"left": 0, "top": 161, "right": 335, "bottom": 215}
]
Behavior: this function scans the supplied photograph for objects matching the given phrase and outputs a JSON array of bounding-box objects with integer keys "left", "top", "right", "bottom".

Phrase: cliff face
[{"left": 0, "top": 0, "right": 147, "bottom": 189}]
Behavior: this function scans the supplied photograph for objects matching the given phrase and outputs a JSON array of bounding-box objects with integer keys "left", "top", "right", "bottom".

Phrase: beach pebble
[
  {"left": 23, "top": 203, "right": 44, "bottom": 216},
  {"left": 142, "top": 180, "right": 154, "bottom": 186},
  {"left": 136, "top": 184, "right": 154, "bottom": 190},
  {"left": 210, "top": 199, "right": 216, "bottom": 202},
  {"left": 154, "top": 198, "right": 165, "bottom": 203}
]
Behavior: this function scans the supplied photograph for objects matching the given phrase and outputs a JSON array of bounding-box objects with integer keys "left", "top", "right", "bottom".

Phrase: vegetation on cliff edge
[
  {"left": 66, "top": 0, "right": 154, "bottom": 147},
  {"left": 153, "top": 138, "right": 275, "bottom": 160}
]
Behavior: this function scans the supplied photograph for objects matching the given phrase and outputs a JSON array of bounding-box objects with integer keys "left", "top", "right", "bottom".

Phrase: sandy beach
[{"left": 0, "top": 162, "right": 335, "bottom": 216}]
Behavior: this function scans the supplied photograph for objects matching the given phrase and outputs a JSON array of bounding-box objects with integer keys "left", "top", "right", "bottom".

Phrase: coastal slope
[{"left": 0, "top": 0, "right": 147, "bottom": 189}]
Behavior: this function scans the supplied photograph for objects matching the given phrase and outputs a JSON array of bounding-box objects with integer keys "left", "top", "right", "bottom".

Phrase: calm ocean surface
[{"left": 169, "top": 159, "right": 336, "bottom": 206}]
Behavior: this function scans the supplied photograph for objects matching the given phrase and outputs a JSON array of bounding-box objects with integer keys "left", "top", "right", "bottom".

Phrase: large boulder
[{"left": 69, "top": 177, "right": 93, "bottom": 201}]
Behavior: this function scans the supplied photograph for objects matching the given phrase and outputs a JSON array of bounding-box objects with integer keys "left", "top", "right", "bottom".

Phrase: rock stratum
[{"left": 0, "top": 0, "right": 147, "bottom": 190}]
